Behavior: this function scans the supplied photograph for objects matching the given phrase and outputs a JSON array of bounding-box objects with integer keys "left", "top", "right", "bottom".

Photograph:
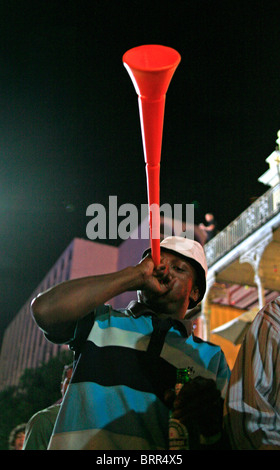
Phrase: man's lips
[
  {"left": 158, "top": 275, "right": 176, "bottom": 293},
  {"left": 159, "top": 275, "right": 171, "bottom": 285}
]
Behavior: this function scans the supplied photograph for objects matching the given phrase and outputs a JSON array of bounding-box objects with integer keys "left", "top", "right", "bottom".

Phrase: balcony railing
[{"left": 204, "top": 183, "right": 280, "bottom": 267}]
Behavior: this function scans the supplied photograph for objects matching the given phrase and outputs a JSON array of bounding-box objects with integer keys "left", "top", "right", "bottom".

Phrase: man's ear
[{"left": 190, "top": 285, "right": 200, "bottom": 304}]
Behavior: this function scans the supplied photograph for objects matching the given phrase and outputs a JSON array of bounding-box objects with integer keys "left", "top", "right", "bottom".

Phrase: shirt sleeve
[
  {"left": 68, "top": 304, "right": 111, "bottom": 356},
  {"left": 68, "top": 310, "right": 96, "bottom": 356},
  {"left": 224, "top": 303, "right": 280, "bottom": 449},
  {"left": 44, "top": 309, "right": 98, "bottom": 347},
  {"left": 23, "top": 406, "right": 60, "bottom": 450}
]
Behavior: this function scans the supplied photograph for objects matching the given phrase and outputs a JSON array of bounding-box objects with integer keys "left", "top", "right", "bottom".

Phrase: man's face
[
  {"left": 140, "top": 251, "right": 199, "bottom": 319},
  {"left": 14, "top": 432, "right": 25, "bottom": 450}
]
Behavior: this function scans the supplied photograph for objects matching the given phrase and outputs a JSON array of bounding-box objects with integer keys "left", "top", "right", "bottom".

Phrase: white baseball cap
[{"left": 142, "top": 236, "right": 208, "bottom": 308}]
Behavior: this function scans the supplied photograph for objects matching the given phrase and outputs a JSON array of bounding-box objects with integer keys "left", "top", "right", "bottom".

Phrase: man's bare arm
[{"left": 31, "top": 256, "right": 170, "bottom": 341}]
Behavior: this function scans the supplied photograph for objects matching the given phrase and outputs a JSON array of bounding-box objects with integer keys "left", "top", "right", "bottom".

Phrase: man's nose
[{"left": 159, "top": 259, "right": 171, "bottom": 277}]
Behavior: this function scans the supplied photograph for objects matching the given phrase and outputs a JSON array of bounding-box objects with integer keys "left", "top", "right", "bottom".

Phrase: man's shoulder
[
  {"left": 27, "top": 403, "right": 60, "bottom": 428},
  {"left": 190, "top": 333, "right": 221, "bottom": 348}
]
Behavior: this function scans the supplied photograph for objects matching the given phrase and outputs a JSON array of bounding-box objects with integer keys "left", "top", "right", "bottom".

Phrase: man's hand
[
  {"left": 135, "top": 255, "right": 176, "bottom": 296},
  {"left": 166, "top": 376, "right": 224, "bottom": 438}
]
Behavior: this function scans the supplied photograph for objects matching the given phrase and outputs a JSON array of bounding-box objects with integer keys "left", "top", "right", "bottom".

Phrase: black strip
[
  {"left": 69, "top": 311, "right": 96, "bottom": 360},
  {"left": 72, "top": 341, "right": 176, "bottom": 402},
  {"left": 146, "top": 317, "right": 174, "bottom": 356}
]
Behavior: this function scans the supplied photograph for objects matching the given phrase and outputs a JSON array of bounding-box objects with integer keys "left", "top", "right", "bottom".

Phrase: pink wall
[
  {"left": 69, "top": 238, "right": 119, "bottom": 307},
  {"left": 70, "top": 238, "right": 119, "bottom": 278}
]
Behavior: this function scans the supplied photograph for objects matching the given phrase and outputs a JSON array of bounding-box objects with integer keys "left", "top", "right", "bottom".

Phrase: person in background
[
  {"left": 199, "top": 213, "right": 217, "bottom": 242},
  {"left": 224, "top": 297, "right": 280, "bottom": 450},
  {"left": 23, "top": 364, "right": 73, "bottom": 450},
  {"left": 31, "top": 236, "right": 230, "bottom": 450},
  {"left": 8, "top": 423, "right": 26, "bottom": 450}
]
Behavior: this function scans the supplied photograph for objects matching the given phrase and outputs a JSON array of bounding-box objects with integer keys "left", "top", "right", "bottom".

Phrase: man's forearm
[{"left": 31, "top": 266, "right": 143, "bottom": 336}]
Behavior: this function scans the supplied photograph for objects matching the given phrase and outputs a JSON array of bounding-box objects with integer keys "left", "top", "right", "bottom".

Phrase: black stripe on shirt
[{"left": 72, "top": 340, "right": 177, "bottom": 402}]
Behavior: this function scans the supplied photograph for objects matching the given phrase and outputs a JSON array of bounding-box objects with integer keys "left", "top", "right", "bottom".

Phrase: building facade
[
  {"left": 0, "top": 238, "right": 119, "bottom": 390},
  {"left": 199, "top": 133, "right": 280, "bottom": 366}
]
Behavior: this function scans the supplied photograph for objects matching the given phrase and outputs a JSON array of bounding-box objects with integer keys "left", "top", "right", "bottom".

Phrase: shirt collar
[{"left": 126, "top": 300, "right": 193, "bottom": 338}]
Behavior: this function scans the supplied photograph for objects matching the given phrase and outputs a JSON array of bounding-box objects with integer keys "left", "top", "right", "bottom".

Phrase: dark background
[{"left": 1, "top": 0, "right": 280, "bottom": 346}]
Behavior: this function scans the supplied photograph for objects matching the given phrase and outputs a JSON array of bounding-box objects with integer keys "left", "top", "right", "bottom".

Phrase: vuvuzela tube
[{"left": 123, "top": 45, "right": 181, "bottom": 265}]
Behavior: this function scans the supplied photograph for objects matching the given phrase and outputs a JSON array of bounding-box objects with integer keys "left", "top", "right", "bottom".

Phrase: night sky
[{"left": 1, "top": 0, "right": 280, "bottom": 346}]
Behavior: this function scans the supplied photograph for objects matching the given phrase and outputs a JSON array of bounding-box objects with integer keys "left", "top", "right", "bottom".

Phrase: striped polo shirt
[
  {"left": 48, "top": 302, "right": 230, "bottom": 450},
  {"left": 224, "top": 297, "right": 280, "bottom": 449}
]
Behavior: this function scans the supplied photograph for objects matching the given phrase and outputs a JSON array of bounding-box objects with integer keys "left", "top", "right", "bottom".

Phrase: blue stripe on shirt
[{"left": 55, "top": 382, "right": 169, "bottom": 447}]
